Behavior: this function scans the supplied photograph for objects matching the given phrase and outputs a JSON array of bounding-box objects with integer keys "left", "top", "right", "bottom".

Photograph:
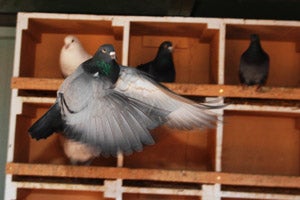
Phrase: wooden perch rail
[
  {"left": 11, "top": 77, "right": 300, "bottom": 100},
  {"left": 6, "top": 163, "right": 300, "bottom": 189}
]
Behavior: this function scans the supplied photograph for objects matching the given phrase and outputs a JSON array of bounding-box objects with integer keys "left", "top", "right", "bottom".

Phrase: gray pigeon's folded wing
[{"left": 59, "top": 67, "right": 94, "bottom": 113}]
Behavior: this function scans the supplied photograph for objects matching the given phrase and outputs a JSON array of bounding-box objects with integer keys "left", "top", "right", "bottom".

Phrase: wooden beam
[
  {"left": 11, "top": 77, "right": 300, "bottom": 100},
  {"left": 11, "top": 77, "right": 62, "bottom": 91},
  {"left": 6, "top": 163, "right": 300, "bottom": 189}
]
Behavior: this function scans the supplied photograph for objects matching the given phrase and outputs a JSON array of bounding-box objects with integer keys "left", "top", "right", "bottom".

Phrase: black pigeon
[
  {"left": 239, "top": 34, "right": 270, "bottom": 89},
  {"left": 137, "top": 41, "right": 175, "bottom": 82}
]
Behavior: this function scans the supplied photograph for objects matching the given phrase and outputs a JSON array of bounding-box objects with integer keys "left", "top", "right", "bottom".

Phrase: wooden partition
[{"left": 5, "top": 13, "right": 300, "bottom": 200}]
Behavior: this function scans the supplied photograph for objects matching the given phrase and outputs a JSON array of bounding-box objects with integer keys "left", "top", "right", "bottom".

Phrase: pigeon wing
[
  {"left": 116, "top": 66, "right": 218, "bottom": 130},
  {"left": 61, "top": 76, "right": 168, "bottom": 156}
]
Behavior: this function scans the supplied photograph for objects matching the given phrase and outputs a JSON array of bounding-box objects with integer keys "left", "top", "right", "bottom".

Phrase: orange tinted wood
[
  {"left": 11, "top": 77, "right": 300, "bottom": 100},
  {"left": 6, "top": 163, "right": 300, "bottom": 189}
]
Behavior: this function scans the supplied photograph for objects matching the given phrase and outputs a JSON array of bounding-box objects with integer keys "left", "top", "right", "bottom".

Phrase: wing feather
[
  {"left": 116, "top": 66, "right": 218, "bottom": 130},
  {"left": 62, "top": 75, "right": 167, "bottom": 156}
]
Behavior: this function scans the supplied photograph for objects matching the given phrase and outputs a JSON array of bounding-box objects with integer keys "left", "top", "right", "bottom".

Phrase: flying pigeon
[
  {"left": 29, "top": 44, "right": 169, "bottom": 158},
  {"left": 60, "top": 35, "right": 92, "bottom": 77},
  {"left": 137, "top": 41, "right": 176, "bottom": 82},
  {"left": 239, "top": 34, "right": 270, "bottom": 89},
  {"left": 29, "top": 44, "right": 219, "bottom": 161}
]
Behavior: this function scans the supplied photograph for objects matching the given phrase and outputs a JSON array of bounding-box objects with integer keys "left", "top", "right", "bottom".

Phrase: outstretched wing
[
  {"left": 116, "top": 66, "right": 218, "bottom": 130},
  {"left": 61, "top": 76, "right": 169, "bottom": 157}
]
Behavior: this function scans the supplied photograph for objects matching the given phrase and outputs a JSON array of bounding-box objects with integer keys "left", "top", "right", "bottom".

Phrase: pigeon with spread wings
[{"left": 29, "top": 44, "right": 220, "bottom": 162}]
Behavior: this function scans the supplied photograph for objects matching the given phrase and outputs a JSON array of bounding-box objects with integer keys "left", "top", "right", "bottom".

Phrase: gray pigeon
[
  {"left": 136, "top": 41, "right": 175, "bottom": 82},
  {"left": 29, "top": 44, "right": 219, "bottom": 159},
  {"left": 239, "top": 34, "right": 270, "bottom": 89},
  {"left": 29, "top": 44, "right": 169, "bottom": 157}
]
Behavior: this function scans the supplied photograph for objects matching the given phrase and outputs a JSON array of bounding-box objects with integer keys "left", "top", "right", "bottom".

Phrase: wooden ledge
[
  {"left": 6, "top": 162, "right": 300, "bottom": 189},
  {"left": 11, "top": 77, "right": 300, "bottom": 100}
]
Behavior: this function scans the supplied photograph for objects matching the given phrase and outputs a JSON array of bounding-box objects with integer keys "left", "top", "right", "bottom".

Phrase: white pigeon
[
  {"left": 59, "top": 35, "right": 95, "bottom": 165},
  {"left": 59, "top": 35, "right": 92, "bottom": 77}
]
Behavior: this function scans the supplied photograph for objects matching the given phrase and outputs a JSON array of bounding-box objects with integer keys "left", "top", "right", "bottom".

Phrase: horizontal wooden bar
[
  {"left": 11, "top": 77, "right": 62, "bottom": 91},
  {"left": 6, "top": 163, "right": 300, "bottom": 189},
  {"left": 11, "top": 77, "right": 300, "bottom": 100}
]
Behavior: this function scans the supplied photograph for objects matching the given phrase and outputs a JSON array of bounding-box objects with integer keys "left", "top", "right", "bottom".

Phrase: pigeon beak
[
  {"left": 110, "top": 51, "right": 116, "bottom": 60},
  {"left": 168, "top": 46, "right": 173, "bottom": 52},
  {"left": 65, "top": 43, "right": 70, "bottom": 49}
]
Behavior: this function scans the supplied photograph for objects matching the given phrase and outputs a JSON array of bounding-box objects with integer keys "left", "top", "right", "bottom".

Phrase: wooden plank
[
  {"left": 11, "top": 77, "right": 300, "bottom": 100},
  {"left": 6, "top": 163, "right": 300, "bottom": 189},
  {"left": 11, "top": 77, "right": 62, "bottom": 91}
]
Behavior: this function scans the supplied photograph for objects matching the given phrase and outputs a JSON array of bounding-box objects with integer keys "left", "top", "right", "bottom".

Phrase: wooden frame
[{"left": 5, "top": 12, "right": 300, "bottom": 200}]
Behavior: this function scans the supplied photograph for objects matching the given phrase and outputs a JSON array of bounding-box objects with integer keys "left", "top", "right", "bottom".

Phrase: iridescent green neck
[{"left": 95, "top": 60, "right": 111, "bottom": 76}]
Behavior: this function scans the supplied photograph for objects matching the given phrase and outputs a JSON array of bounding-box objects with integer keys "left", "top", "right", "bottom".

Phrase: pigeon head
[
  {"left": 94, "top": 44, "right": 117, "bottom": 60},
  {"left": 250, "top": 34, "right": 260, "bottom": 43},
  {"left": 159, "top": 41, "right": 173, "bottom": 53},
  {"left": 82, "top": 44, "right": 120, "bottom": 84},
  {"left": 63, "top": 35, "right": 81, "bottom": 50}
]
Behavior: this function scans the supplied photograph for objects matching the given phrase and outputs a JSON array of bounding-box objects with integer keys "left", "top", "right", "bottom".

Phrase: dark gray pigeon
[
  {"left": 29, "top": 44, "right": 219, "bottom": 160},
  {"left": 29, "top": 44, "right": 169, "bottom": 157},
  {"left": 136, "top": 41, "right": 175, "bottom": 82},
  {"left": 239, "top": 34, "right": 270, "bottom": 89}
]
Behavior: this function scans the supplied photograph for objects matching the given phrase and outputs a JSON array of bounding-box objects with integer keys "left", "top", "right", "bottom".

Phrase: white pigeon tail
[
  {"left": 61, "top": 137, "right": 101, "bottom": 165},
  {"left": 60, "top": 35, "right": 92, "bottom": 77}
]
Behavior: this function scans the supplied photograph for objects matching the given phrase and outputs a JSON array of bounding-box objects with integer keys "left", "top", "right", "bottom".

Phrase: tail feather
[{"left": 28, "top": 102, "right": 64, "bottom": 140}]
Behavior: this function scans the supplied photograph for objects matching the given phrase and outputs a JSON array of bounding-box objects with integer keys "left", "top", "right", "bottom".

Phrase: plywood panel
[
  {"left": 124, "top": 127, "right": 214, "bottom": 171},
  {"left": 129, "top": 35, "right": 212, "bottom": 84},
  {"left": 19, "top": 17, "right": 124, "bottom": 78},
  {"left": 222, "top": 111, "right": 300, "bottom": 176},
  {"left": 33, "top": 33, "right": 123, "bottom": 78},
  {"left": 225, "top": 39, "right": 300, "bottom": 87},
  {"left": 128, "top": 21, "right": 219, "bottom": 84},
  {"left": 226, "top": 24, "right": 300, "bottom": 41},
  {"left": 16, "top": 103, "right": 117, "bottom": 166},
  {"left": 19, "top": 31, "right": 36, "bottom": 77},
  {"left": 17, "top": 188, "right": 104, "bottom": 200}
]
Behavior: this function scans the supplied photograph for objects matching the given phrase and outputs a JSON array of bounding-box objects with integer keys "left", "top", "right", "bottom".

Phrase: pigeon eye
[
  {"left": 71, "top": 39, "right": 75, "bottom": 43},
  {"left": 102, "top": 48, "right": 107, "bottom": 53}
]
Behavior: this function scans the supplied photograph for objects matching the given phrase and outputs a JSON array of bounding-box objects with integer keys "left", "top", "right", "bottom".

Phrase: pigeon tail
[{"left": 28, "top": 102, "right": 64, "bottom": 140}]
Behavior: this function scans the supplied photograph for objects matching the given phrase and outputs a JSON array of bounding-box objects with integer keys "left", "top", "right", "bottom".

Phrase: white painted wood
[
  {"left": 218, "top": 23, "right": 226, "bottom": 84},
  {"left": 225, "top": 104, "right": 300, "bottom": 113},
  {"left": 21, "top": 96, "right": 56, "bottom": 104},
  {"left": 4, "top": 18, "right": 24, "bottom": 199},
  {"left": 221, "top": 191, "right": 300, "bottom": 200},
  {"left": 215, "top": 115, "right": 224, "bottom": 172},
  {"left": 223, "top": 18, "right": 300, "bottom": 27},
  {"left": 0, "top": 26, "right": 15, "bottom": 200},
  {"left": 104, "top": 179, "right": 123, "bottom": 200},
  {"left": 122, "top": 186, "right": 202, "bottom": 196},
  {"left": 202, "top": 184, "right": 221, "bottom": 200},
  {"left": 121, "top": 20, "right": 130, "bottom": 66}
]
